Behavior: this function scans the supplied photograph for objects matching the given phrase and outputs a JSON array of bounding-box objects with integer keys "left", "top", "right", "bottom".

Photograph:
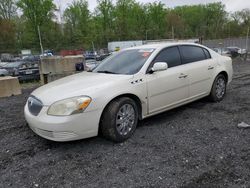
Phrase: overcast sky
[{"left": 54, "top": 0, "right": 250, "bottom": 13}]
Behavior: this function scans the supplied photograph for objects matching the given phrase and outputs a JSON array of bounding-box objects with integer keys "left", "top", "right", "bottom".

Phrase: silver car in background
[{"left": 0, "top": 68, "right": 9, "bottom": 76}]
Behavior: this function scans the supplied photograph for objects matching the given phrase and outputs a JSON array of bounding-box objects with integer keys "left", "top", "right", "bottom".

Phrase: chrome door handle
[
  {"left": 179, "top": 73, "right": 188, "bottom": 78},
  {"left": 208, "top": 66, "right": 214, "bottom": 70}
]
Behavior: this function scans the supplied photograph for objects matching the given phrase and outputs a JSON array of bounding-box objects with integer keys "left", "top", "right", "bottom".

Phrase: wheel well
[
  {"left": 105, "top": 94, "right": 142, "bottom": 119},
  {"left": 98, "top": 94, "right": 143, "bottom": 134},
  {"left": 218, "top": 71, "right": 228, "bottom": 83}
]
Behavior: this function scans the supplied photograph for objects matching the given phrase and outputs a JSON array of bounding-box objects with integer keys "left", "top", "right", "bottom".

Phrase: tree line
[{"left": 0, "top": 0, "right": 250, "bottom": 54}]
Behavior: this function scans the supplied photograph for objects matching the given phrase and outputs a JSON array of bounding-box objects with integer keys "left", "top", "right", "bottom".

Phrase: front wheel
[
  {"left": 100, "top": 97, "right": 138, "bottom": 142},
  {"left": 209, "top": 74, "right": 227, "bottom": 102}
]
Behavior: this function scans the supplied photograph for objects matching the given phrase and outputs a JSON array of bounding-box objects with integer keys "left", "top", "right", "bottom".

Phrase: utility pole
[
  {"left": 145, "top": 30, "right": 149, "bottom": 42},
  {"left": 37, "top": 25, "right": 44, "bottom": 55},
  {"left": 172, "top": 26, "right": 174, "bottom": 40},
  {"left": 245, "top": 26, "right": 249, "bottom": 61},
  {"left": 92, "top": 41, "right": 95, "bottom": 52}
]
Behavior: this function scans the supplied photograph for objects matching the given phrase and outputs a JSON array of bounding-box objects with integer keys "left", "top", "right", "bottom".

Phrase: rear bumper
[{"left": 24, "top": 103, "right": 102, "bottom": 141}]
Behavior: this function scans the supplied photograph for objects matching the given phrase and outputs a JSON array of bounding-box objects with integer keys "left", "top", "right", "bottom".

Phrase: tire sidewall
[
  {"left": 102, "top": 97, "right": 139, "bottom": 142},
  {"left": 113, "top": 98, "right": 138, "bottom": 141},
  {"left": 211, "top": 74, "right": 227, "bottom": 102}
]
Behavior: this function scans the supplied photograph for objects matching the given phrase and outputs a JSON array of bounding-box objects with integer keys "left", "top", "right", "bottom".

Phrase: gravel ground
[{"left": 0, "top": 60, "right": 250, "bottom": 188}]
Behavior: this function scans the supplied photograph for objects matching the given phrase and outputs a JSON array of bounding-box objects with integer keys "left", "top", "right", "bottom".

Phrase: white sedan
[{"left": 25, "top": 43, "right": 233, "bottom": 142}]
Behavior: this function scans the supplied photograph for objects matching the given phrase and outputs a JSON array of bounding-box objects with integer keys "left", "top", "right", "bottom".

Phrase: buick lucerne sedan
[{"left": 25, "top": 43, "right": 233, "bottom": 142}]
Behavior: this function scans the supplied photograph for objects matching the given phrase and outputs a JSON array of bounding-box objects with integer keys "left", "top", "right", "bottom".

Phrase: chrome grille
[{"left": 28, "top": 96, "right": 43, "bottom": 116}]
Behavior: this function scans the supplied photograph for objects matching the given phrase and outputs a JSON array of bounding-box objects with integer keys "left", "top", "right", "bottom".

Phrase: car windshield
[
  {"left": 93, "top": 49, "right": 154, "bottom": 75},
  {"left": 3, "top": 62, "right": 23, "bottom": 68}
]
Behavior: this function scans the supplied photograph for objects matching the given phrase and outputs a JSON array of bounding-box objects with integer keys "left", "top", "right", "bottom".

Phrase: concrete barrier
[
  {"left": 39, "top": 55, "right": 84, "bottom": 85},
  {"left": 0, "top": 76, "right": 21, "bottom": 97}
]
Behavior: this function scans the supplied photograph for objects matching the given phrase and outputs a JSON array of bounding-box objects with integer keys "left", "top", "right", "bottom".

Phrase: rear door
[{"left": 179, "top": 45, "right": 216, "bottom": 98}]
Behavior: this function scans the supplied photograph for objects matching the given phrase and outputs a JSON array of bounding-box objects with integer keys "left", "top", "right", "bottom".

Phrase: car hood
[{"left": 31, "top": 72, "right": 133, "bottom": 105}]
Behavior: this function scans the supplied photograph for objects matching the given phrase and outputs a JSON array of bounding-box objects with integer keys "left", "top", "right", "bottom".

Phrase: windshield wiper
[{"left": 97, "top": 70, "right": 117, "bottom": 74}]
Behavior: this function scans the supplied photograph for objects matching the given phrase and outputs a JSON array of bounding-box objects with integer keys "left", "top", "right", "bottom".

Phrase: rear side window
[
  {"left": 203, "top": 48, "right": 211, "bottom": 59},
  {"left": 153, "top": 46, "right": 181, "bottom": 68},
  {"left": 180, "top": 45, "right": 207, "bottom": 64}
]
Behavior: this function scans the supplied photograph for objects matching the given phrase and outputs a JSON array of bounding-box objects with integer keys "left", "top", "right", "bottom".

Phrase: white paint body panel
[{"left": 24, "top": 42, "right": 233, "bottom": 141}]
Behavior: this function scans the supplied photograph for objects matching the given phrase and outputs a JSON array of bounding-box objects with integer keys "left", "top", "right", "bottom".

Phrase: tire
[
  {"left": 209, "top": 74, "right": 227, "bottom": 102},
  {"left": 100, "top": 97, "right": 139, "bottom": 142}
]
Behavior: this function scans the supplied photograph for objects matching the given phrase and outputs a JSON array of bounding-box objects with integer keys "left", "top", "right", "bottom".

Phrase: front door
[{"left": 146, "top": 46, "right": 189, "bottom": 114}]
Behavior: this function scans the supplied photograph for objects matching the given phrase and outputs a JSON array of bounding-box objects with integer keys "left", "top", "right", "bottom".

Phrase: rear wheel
[
  {"left": 209, "top": 74, "right": 227, "bottom": 102},
  {"left": 100, "top": 97, "right": 138, "bottom": 142}
]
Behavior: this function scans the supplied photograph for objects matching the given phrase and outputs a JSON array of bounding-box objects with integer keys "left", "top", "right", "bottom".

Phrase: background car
[
  {"left": 0, "top": 62, "right": 8, "bottom": 67},
  {"left": 2, "top": 61, "right": 25, "bottom": 76},
  {"left": 226, "top": 46, "right": 246, "bottom": 58},
  {"left": 85, "top": 59, "right": 101, "bottom": 71},
  {"left": 95, "top": 53, "right": 111, "bottom": 61},
  {"left": 0, "top": 68, "right": 9, "bottom": 76},
  {"left": 2, "top": 61, "right": 40, "bottom": 81},
  {"left": 84, "top": 51, "right": 97, "bottom": 60},
  {"left": 18, "top": 62, "right": 40, "bottom": 81},
  {"left": 23, "top": 55, "right": 40, "bottom": 62},
  {"left": 212, "top": 48, "right": 231, "bottom": 57}
]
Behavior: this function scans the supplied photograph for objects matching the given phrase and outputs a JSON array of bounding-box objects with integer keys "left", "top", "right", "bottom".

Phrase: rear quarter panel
[{"left": 214, "top": 55, "right": 233, "bottom": 84}]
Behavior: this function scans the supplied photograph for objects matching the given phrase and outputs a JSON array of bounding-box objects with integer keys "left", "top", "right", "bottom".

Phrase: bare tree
[{"left": 0, "top": 0, "right": 17, "bottom": 20}]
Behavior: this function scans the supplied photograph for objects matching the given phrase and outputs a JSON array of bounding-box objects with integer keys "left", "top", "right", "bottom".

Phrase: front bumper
[{"left": 24, "top": 103, "right": 102, "bottom": 141}]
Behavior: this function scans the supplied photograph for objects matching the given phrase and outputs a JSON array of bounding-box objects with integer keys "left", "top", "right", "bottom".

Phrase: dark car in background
[
  {"left": 18, "top": 62, "right": 40, "bottom": 81},
  {"left": 226, "top": 47, "right": 246, "bottom": 58},
  {"left": 2, "top": 61, "right": 40, "bottom": 81},
  {"left": 23, "top": 55, "right": 40, "bottom": 62},
  {"left": 2, "top": 61, "right": 25, "bottom": 76}
]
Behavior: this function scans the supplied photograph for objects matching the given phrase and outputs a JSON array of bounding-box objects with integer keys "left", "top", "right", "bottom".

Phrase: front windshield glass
[
  {"left": 3, "top": 62, "right": 23, "bottom": 68},
  {"left": 93, "top": 49, "right": 155, "bottom": 75}
]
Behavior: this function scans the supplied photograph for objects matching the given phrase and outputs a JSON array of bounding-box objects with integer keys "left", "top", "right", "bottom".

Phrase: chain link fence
[{"left": 203, "top": 37, "right": 249, "bottom": 49}]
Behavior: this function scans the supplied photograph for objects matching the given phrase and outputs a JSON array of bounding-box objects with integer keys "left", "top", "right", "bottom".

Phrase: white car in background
[
  {"left": 212, "top": 48, "right": 231, "bottom": 57},
  {"left": 25, "top": 43, "right": 233, "bottom": 142}
]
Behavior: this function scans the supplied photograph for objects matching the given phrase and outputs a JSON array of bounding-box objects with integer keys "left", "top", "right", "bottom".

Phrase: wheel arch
[
  {"left": 208, "top": 70, "right": 229, "bottom": 96},
  {"left": 98, "top": 93, "right": 143, "bottom": 134},
  {"left": 217, "top": 71, "right": 228, "bottom": 83}
]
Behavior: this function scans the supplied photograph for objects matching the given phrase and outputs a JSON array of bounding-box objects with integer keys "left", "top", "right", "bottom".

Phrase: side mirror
[{"left": 151, "top": 62, "right": 168, "bottom": 73}]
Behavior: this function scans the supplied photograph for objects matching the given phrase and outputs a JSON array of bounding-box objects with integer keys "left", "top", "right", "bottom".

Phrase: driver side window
[{"left": 153, "top": 46, "right": 182, "bottom": 68}]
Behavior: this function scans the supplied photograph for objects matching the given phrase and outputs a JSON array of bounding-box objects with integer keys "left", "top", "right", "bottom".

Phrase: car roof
[{"left": 127, "top": 42, "right": 205, "bottom": 50}]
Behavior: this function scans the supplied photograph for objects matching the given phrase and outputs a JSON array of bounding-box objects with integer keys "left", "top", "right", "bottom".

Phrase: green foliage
[
  {"left": 16, "top": 0, "right": 55, "bottom": 51},
  {"left": 64, "top": 0, "right": 90, "bottom": 48},
  {"left": 0, "top": 18, "right": 16, "bottom": 52},
  {"left": 0, "top": 1, "right": 250, "bottom": 53},
  {"left": 17, "top": 0, "right": 55, "bottom": 27},
  {"left": 0, "top": 0, "right": 17, "bottom": 20}
]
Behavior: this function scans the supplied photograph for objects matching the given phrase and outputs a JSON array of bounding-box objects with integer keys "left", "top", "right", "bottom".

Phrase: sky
[{"left": 54, "top": 0, "right": 250, "bottom": 13}]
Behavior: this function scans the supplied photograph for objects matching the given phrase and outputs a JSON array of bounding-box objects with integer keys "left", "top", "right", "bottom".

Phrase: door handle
[
  {"left": 179, "top": 73, "right": 188, "bottom": 78},
  {"left": 208, "top": 66, "right": 214, "bottom": 70}
]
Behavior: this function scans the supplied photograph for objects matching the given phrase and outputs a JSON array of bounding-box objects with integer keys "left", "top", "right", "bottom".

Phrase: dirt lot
[{"left": 0, "top": 60, "right": 250, "bottom": 188}]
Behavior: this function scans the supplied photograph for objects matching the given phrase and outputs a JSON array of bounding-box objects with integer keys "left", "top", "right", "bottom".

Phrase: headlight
[{"left": 47, "top": 96, "right": 91, "bottom": 116}]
